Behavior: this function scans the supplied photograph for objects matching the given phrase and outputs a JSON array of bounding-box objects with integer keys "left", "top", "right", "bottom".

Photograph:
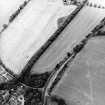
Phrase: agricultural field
[
  {"left": 51, "top": 37, "right": 105, "bottom": 105},
  {"left": 0, "top": 0, "right": 27, "bottom": 32},
  {"left": 31, "top": 6, "right": 105, "bottom": 74},
  {"left": 0, "top": 0, "right": 76, "bottom": 75},
  {"left": 0, "top": 1, "right": 105, "bottom": 105}
]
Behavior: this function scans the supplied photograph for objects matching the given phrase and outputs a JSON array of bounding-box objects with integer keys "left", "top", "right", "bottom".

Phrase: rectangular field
[
  {"left": 0, "top": 1, "right": 76, "bottom": 74},
  {"left": 31, "top": 6, "right": 105, "bottom": 74}
]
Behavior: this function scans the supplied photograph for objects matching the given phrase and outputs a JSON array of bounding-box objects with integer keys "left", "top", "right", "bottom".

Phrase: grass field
[{"left": 52, "top": 37, "right": 105, "bottom": 105}]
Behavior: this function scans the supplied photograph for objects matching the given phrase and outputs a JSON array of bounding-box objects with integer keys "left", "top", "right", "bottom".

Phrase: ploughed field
[{"left": 31, "top": 6, "right": 105, "bottom": 74}]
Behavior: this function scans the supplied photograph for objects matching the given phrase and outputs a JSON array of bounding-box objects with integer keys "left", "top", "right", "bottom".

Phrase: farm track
[
  {"left": 0, "top": 1, "right": 105, "bottom": 105},
  {"left": 44, "top": 14, "right": 105, "bottom": 105},
  {"left": 49, "top": 28, "right": 105, "bottom": 105}
]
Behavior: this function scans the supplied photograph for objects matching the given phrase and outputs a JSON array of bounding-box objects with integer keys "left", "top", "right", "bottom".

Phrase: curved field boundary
[{"left": 20, "top": 0, "right": 87, "bottom": 79}]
